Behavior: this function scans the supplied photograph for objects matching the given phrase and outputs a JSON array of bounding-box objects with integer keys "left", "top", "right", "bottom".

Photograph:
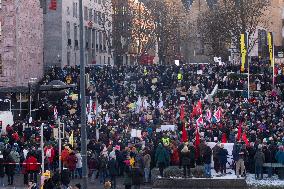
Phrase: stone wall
[{"left": 0, "top": 0, "right": 43, "bottom": 87}]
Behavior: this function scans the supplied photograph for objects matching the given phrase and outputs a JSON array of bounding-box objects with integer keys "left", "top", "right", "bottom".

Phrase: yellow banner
[
  {"left": 267, "top": 32, "right": 274, "bottom": 67},
  {"left": 240, "top": 34, "right": 247, "bottom": 72}
]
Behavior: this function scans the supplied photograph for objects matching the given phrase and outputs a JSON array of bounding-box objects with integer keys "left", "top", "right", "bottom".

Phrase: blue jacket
[
  {"left": 218, "top": 148, "right": 228, "bottom": 164},
  {"left": 275, "top": 151, "right": 284, "bottom": 164}
]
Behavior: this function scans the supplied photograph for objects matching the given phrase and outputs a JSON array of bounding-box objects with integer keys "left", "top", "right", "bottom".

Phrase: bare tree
[{"left": 198, "top": 0, "right": 270, "bottom": 59}]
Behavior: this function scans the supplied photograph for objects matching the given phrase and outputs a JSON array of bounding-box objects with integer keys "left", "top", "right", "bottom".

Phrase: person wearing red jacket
[
  {"left": 66, "top": 151, "right": 78, "bottom": 179},
  {"left": 25, "top": 153, "right": 39, "bottom": 183},
  {"left": 44, "top": 145, "right": 55, "bottom": 170}
]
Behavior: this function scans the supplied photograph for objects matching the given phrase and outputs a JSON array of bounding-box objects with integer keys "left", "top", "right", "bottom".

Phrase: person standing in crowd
[
  {"left": 61, "top": 168, "right": 71, "bottom": 189},
  {"left": 263, "top": 145, "right": 276, "bottom": 178},
  {"left": 44, "top": 144, "right": 55, "bottom": 171},
  {"left": 75, "top": 150, "right": 83, "bottom": 179},
  {"left": 108, "top": 154, "right": 118, "bottom": 189},
  {"left": 180, "top": 145, "right": 191, "bottom": 178},
  {"left": 61, "top": 146, "right": 70, "bottom": 169},
  {"left": 218, "top": 144, "right": 228, "bottom": 176},
  {"left": 275, "top": 146, "right": 284, "bottom": 165},
  {"left": 0, "top": 151, "right": 5, "bottom": 187},
  {"left": 143, "top": 148, "right": 151, "bottom": 183},
  {"left": 254, "top": 146, "right": 265, "bottom": 180},
  {"left": 9, "top": 146, "right": 20, "bottom": 173},
  {"left": 66, "top": 151, "right": 78, "bottom": 179},
  {"left": 203, "top": 144, "right": 212, "bottom": 178},
  {"left": 155, "top": 143, "right": 170, "bottom": 177},
  {"left": 99, "top": 154, "right": 108, "bottom": 184},
  {"left": 131, "top": 162, "right": 144, "bottom": 189},
  {"left": 212, "top": 142, "right": 221, "bottom": 173},
  {"left": 233, "top": 142, "right": 247, "bottom": 178},
  {"left": 25, "top": 152, "right": 39, "bottom": 183},
  {"left": 123, "top": 160, "right": 132, "bottom": 189},
  {"left": 5, "top": 153, "right": 16, "bottom": 185}
]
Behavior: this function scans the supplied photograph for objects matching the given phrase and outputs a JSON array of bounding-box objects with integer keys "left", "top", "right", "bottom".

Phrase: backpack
[{"left": 46, "top": 149, "right": 52, "bottom": 158}]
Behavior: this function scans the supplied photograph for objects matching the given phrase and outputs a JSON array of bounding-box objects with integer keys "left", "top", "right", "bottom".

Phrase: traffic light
[{"left": 49, "top": 0, "right": 57, "bottom": 10}]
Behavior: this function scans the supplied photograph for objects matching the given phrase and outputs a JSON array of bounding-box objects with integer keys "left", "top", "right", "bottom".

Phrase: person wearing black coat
[
  {"left": 180, "top": 145, "right": 191, "bottom": 178},
  {"left": 5, "top": 154, "right": 16, "bottom": 185},
  {"left": 131, "top": 164, "right": 143, "bottom": 189},
  {"left": 108, "top": 156, "right": 118, "bottom": 189},
  {"left": 203, "top": 145, "right": 212, "bottom": 178},
  {"left": 61, "top": 169, "right": 71, "bottom": 189}
]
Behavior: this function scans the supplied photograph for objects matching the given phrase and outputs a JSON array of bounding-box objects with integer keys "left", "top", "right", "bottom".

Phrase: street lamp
[{"left": 28, "top": 77, "right": 37, "bottom": 123}]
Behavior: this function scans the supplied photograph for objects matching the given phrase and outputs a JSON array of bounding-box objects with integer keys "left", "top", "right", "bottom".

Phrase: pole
[
  {"left": 9, "top": 99, "right": 12, "bottom": 112},
  {"left": 272, "top": 37, "right": 275, "bottom": 87},
  {"left": 79, "top": 0, "right": 88, "bottom": 188},
  {"left": 58, "top": 119, "right": 62, "bottom": 172},
  {"left": 95, "top": 89, "right": 99, "bottom": 140},
  {"left": 248, "top": 57, "right": 250, "bottom": 99},
  {"left": 29, "top": 82, "right": 32, "bottom": 119},
  {"left": 19, "top": 92, "right": 22, "bottom": 117},
  {"left": 41, "top": 123, "right": 44, "bottom": 174}
]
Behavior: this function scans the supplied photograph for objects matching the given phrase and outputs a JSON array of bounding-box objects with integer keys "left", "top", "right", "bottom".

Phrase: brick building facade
[{"left": 0, "top": 0, "right": 44, "bottom": 87}]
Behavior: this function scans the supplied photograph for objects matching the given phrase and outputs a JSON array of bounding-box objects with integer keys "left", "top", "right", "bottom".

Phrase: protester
[
  {"left": 203, "top": 144, "right": 212, "bottom": 178},
  {"left": 155, "top": 143, "right": 170, "bottom": 177},
  {"left": 212, "top": 142, "right": 221, "bottom": 173},
  {"left": 143, "top": 149, "right": 151, "bottom": 183},
  {"left": 108, "top": 154, "right": 118, "bottom": 189},
  {"left": 180, "top": 145, "right": 191, "bottom": 178},
  {"left": 218, "top": 144, "right": 228, "bottom": 176},
  {"left": 131, "top": 162, "right": 144, "bottom": 189},
  {"left": 66, "top": 151, "right": 78, "bottom": 179},
  {"left": 25, "top": 152, "right": 39, "bottom": 183},
  {"left": 254, "top": 146, "right": 265, "bottom": 180}
]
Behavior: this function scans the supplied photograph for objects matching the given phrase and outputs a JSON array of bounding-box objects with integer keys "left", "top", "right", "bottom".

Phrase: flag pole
[{"left": 247, "top": 32, "right": 250, "bottom": 99}]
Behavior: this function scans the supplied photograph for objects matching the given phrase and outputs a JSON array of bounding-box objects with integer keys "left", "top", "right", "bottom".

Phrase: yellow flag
[{"left": 69, "top": 130, "right": 74, "bottom": 147}]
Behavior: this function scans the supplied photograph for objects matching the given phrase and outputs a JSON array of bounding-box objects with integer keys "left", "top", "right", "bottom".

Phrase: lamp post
[
  {"left": 28, "top": 78, "right": 37, "bottom": 122},
  {"left": 79, "top": 0, "right": 88, "bottom": 188}
]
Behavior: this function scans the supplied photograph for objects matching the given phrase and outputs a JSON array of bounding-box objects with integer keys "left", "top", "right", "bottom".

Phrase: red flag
[
  {"left": 242, "top": 132, "right": 249, "bottom": 145},
  {"left": 237, "top": 122, "right": 242, "bottom": 141},
  {"left": 196, "top": 116, "right": 204, "bottom": 126},
  {"left": 54, "top": 106, "right": 58, "bottom": 120},
  {"left": 195, "top": 125, "right": 200, "bottom": 158},
  {"left": 181, "top": 123, "right": 188, "bottom": 142},
  {"left": 196, "top": 100, "right": 202, "bottom": 115},
  {"left": 180, "top": 104, "right": 185, "bottom": 120},
  {"left": 221, "top": 133, "right": 227, "bottom": 143}
]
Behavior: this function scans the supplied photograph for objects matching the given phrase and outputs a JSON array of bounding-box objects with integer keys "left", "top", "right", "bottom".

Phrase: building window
[
  {"left": 92, "top": 29, "right": 96, "bottom": 49},
  {"left": 75, "top": 3, "right": 78, "bottom": 18},
  {"left": 0, "top": 54, "right": 2, "bottom": 75},
  {"left": 0, "top": 0, "right": 2, "bottom": 9},
  {"left": 94, "top": 10, "right": 97, "bottom": 23},
  {"left": 98, "top": 12, "right": 101, "bottom": 25},
  {"left": 67, "top": 6, "right": 70, "bottom": 15},
  {"left": 66, "top": 21, "right": 71, "bottom": 39},
  {"left": 67, "top": 52, "right": 71, "bottom": 66},
  {"left": 74, "top": 24, "right": 78, "bottom": 41},
  {"left": 84, "top": 6, "right": 88, "bottom": 21},
  {"left": 89, "top": 9, "right": 93, "bottom": 21},
  {"left": 73, "top": 2, "right": 76, "bottom": 17}
]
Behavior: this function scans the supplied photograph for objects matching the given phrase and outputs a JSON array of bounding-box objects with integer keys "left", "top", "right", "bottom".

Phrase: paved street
[{"left": 0, "top": 174, "right": 153, "bottom": 189}]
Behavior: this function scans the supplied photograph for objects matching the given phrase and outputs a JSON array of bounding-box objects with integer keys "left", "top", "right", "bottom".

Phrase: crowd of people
[{"left": 0, "top": 63, "right": 284, "bottom": 189}]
